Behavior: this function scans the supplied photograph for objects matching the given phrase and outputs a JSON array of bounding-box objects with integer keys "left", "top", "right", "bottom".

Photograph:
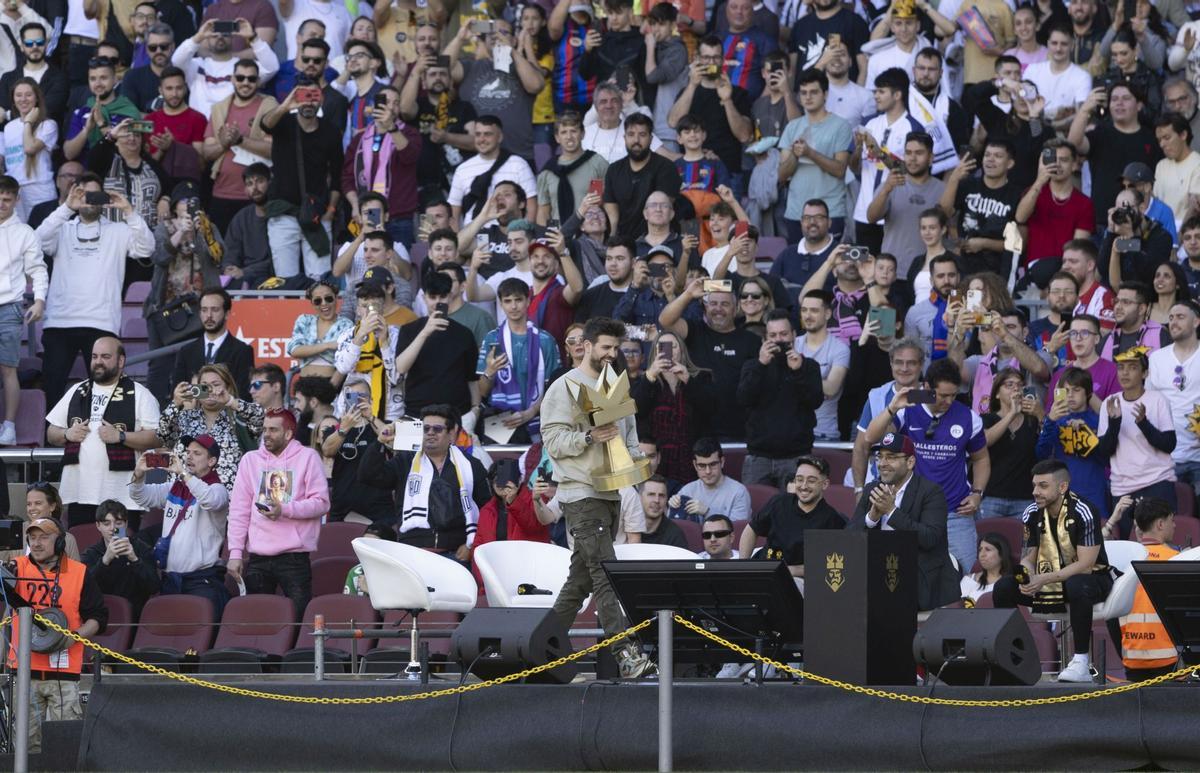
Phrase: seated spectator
[
  {"left": 358, "top": 404, "right": 491, "bottom": 559},
  {"left": 172, "top": 19, "right": 280, "bottom": 118},
  {"left": 641, "top": 475, "right": 689, "bottom": 548},
  {"left": 287, "top": 280, "right": 355, "bottom": 380},
  {"left": 960, "top": 532, "right": 1012, "bottom": 604},
  {"left": 144, "top": 65, "right": 207, "bottom": 183},
  {"left": 3, "top": 78, "right": 57, "bottom": 221},
  {"left": 475, "top": 276, "right": 561, "bottom": 443},
  {"left": 668, "top": 438, "right": 751, "bottom": 522},
  {"left": 396, "top": 272, "right": 482, "bottom": 418},
  {"left": 1034, "top": 366, "right": 1108, "bottom": 521},
  {"left": 1046, "top": 314, "right": 1120, "bottom": 410},
  {"left": 249, "top": 363, "right": 286, "bottom": 412},
  {"left": 1117, "top": 497, "right": 1178, "bottom": 682},
  {"left": 994, "top": 459, "right": 1112, "bottom": 682},
  {"left": 128, "top": 436, "right": 228, "bottom": 612},
  {"left": 632, "top": 329, "right": 715, "bottom": 485},
  {"left": 698, "top": 513, "right": 738, "bottom": 559},
  {"left": 471, "top": 459, "right": 551, "bottom": 565},
  {"left": 1095, "top": 349, "right": 1177, "bottom": 536},
  {"left": 980, "top": 367, "right": 1039, "bottom": 519},
  {"left": 737, "top": 310, "right": 822, "bottom": 490},
  {"left": 21, "top": 483, "right": 80, "bottom": 560},
  {"left": 80, "top": 499, "right": 158, "bottom": 616},
  {"left": 334, "top": 283, "right": 404, "bottom": 422},
  {"left": 157, "top": 363, "right": 265, "bottom": 492},
  {"left": 739, "top": 455, "right": 844, "bottom": 577},
  {"left": 318, "top": 378, "right": 395, "bottom": 524},
  {"left": 342, "top": 521, "right": 397, "bottom": 594}
]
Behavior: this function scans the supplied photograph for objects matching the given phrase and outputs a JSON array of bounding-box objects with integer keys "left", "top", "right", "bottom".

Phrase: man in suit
[
  {"left": 171, "top": 287, "right": 255, "bottom": 399},
  {"left": 848, "top": 432, "right": 959, "bottom": 611}
]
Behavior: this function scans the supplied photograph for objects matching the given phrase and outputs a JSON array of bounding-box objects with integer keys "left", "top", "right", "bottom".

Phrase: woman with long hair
[
  {"left": 3, "top": 77, "right": 56, "bottom": 220},
  {"left": 157, "top": 363, "right": 265, "bottom": 491},
  {"left": 631, "top": 329, "right": 715, "bottom": 484},
  {"left": 1150, "top": 261, "right": 1190, "bottom": 326},
  {"left": 736, "top": 275, "right": 775, "bottom": 338},
  {"left": 960, "top": 532, "right": 1014, "bottom": 603},
  {"left": 21, "top": 482, "right": 81, "bottom": 560},
  {"left": 979, "top": 367, "right": 1038, "bottom": 518},
  {"left": 518, "top": 4, "right": 555, "bottom": 146},
  {"left": 288, "top": 279, "right": 354, "bottom": 380},
  {"left": 1004, "top": 6, "right": 1047, "bottom": 70},
  {"left": 907, "top": 208, "right": 958, "bottom": 300}
]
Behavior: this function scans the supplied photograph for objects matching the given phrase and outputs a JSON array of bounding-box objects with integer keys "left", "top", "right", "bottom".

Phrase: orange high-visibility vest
[
  {"left": 1120, "top": 542, "right": 1179, "bottom": 671},
  {"left": 6, "top": 555, "right": 86, "bottom": 675}
]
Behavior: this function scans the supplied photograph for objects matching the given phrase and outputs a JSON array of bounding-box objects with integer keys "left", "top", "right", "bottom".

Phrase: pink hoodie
[{"left": 228, "top": 438, "right": 330, "bottom": 560}]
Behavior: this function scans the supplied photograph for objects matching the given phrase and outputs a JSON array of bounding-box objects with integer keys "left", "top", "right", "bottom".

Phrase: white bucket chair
[
  {"left": 473, "top": 541, "right": 576, "bottom": 608},
  {"left": 351, "top": 538, "right": 477, "bottom": 679},
  {"left": 1094, "top": 540, "right": 1149, "bottom": 622}
]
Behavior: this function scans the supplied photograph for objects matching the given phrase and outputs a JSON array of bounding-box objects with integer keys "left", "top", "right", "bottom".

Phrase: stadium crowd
[{"left": 0, "top": 0, "right": 1200, "bottom": 741}]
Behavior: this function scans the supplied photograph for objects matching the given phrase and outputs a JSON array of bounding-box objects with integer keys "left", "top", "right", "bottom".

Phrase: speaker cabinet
[
  {"left": 451, "top": 608, "right": 578, "bottom": 684},
  {"left": 912, "top": 608, "right": 1041, "bottom": 686}
]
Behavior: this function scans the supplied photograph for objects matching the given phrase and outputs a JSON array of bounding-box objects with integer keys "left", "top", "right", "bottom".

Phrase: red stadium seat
[
  {"left": 812, "top": 447, "right": 852, "bottom": 486},
  {"left": 119, "top": 595, "right": 215, "bottom": 672},
  {"left": 199, "top": 594, "right": 298, "bottom": 673},
  {"left": 69, "top": 524, "right": 101, "bottom": 554},
  {"left": 311, "top": 555, "right": 358, "bottom": 597},
  {"left": 1172, "top": 516, "right": 1200, "bottom": 551},
  {"left": 281, "top": 593, "right": 380, "bottom": 674},
  {"left": 673, "top": 519, "right": 702, "bottom": 552},
  {"left": 86, "top": 595, "right": 134, "bottom": 666},
  {"left": 746, "top": 483, "right": 779, "bottom": 515},
  {"left": 314, "top": 521, "right": 367, "bottom": 561},
  {"left": 755, "top": 236, "right": 787, "bottom": 261},
  {"left": 1176, "top": 482, "right": 1195, "bottom": 519},
  {"left": 732, "top": 520, "right": 765, "bottom": 554},
  {"left": 723, "top": 448, "right": 744, "bottom": 482},
  {"left": 823, "top": 484, "right": 857, "bottom": 520}
]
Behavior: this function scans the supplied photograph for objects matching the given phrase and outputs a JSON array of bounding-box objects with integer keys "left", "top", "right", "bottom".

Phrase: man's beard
[
  {"left": 91, "top": 365, "right": 116, "bottom": 384},
  {"left": 587, "top": 353, "right": 612, "bottom": 372},
  {"left": 627, "top": 145, "right": 650, "bottom": 162}
]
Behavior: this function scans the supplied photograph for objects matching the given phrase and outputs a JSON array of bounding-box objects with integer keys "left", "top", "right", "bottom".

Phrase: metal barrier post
[
  {"left": 313, "top": 614, "right": 325, "bottom": 682},
  {"left": 657, "top": 609, "right": 673, "bottom": 773},
  {"left": 14, "top": 607, "right": 31, "bottom": 773}
]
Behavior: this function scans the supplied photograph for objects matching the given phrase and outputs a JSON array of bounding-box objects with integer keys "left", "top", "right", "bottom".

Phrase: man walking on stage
[{"left": 541, "top": 316, "right": 656, "bottom": 678}]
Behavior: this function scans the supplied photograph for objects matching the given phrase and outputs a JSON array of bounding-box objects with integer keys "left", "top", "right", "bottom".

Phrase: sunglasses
[
  {"left": 26, "top": 481, "right": 55, "bottom": 492},
  {"left": 565, "top": 336, "right": 584, "bottom": 345},
  {"left": 924, "top": 412, "right": 942, "bottom": 440},
  {"left": 88, "top": 56, "right": 116, "bottom": 68},
  {"left": 301, "top": 56, "right": 326, "bottom": 64},
  {"left": 234, "top": 74, "right": 259, "bottom": 83},
  {"left": 740, "top": 292, "right": 764, "bottom": 300},
  {"left": 311, "top": 295, "right": 335, "bottom": 305},
  {"left": 249, "top": 380, "right": 269, "bottom": 390},
  {"left": 22, "top": 38, "right": 45, "bottom": 46},
  {"left": 702, "top": 529, "right": 732, "bottom": 539},
  {"left": 423, "top": 424, "right": 448, "bottom": 434},
  {"left": 147, "top": 42, "right": 171, "bottom": 51}
]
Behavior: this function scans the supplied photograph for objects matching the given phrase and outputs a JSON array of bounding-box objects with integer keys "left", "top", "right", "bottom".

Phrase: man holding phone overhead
[{"left": 171, "top": 18, "right": 280, "bottom": 119}]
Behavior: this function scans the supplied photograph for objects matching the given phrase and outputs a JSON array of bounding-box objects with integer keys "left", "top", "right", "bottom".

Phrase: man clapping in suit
[{"left": 848, "top": 433, "right": 960, "bottom": 611}]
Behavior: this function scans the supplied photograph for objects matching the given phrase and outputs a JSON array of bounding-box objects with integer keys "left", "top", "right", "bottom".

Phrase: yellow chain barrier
[
  {"left": 673, "top": 614, "right": 1200, "bottom": 707},
  {"left": 28, "top": 613, "right": 652, "bottom": 704}
]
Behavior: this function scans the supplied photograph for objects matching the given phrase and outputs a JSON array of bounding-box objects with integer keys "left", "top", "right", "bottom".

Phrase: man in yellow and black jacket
[{"left": 6, "top": 518, "right": 107, "bottom": 752}]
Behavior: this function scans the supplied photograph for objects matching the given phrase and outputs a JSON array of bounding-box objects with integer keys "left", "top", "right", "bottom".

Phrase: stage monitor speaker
[
  {"left": 451, "top": 607, "right": 578, "bottom": 684},
  {"left": 912, "top": 608, "right": 1041, "bottom": 686}
]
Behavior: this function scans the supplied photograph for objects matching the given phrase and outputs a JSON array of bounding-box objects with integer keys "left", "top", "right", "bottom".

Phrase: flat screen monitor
[
  {"left": 602, "top": 559, "right": 804, "bottom": 664},
  {"left": 1132, "top": 560, "right": 1200, "bottom": 652}
]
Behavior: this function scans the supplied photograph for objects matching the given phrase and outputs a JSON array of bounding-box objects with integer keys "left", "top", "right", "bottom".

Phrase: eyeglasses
[
  {"left": 740, "top": 292, "right": 764, "bottom": 300},
  {"left": 800, "top": 214, "right": 828, "bottom": 222},
  {"left": 132, "top": 12, "right": 156, "bottom": 21},
  {"left": 146, "top": 42, "right": 171, "bottom": 51},
  {"left": 347, "top": 51, "right": 370, "bottom": 59},
  {"left": 250, "top": 380, "right": 268, "bottom": 390},
  {"left": 234, "top": 74, "right": 258, "bottom": 82},
  {"left": 702, "top": 529, "right": 732, "bottom": 539},
  {"left": 1067, "top": 330, "right": 1095, "bottom": 339},
  {"left": 301, "top": 56, "right": 326, "bottom": 64},
  {"left": 22, "top": 38, "right": 45, "bottom": 46},
  {"left": 423, "top": 424, "right": 448, "bottom": 434},
  {"left": 694, "top": 460, "right": 721, "bottom": 470},
  {"left": 644, "top": 202, "right": 670, "bottom": 210},
  {"left": 311, "top": 295, "right": 335, "bottom": 305}
]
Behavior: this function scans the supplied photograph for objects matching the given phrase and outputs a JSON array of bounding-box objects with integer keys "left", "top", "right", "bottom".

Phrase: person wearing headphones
[{"left": 6, "top": 518, "right": 107, "bottom": 752}]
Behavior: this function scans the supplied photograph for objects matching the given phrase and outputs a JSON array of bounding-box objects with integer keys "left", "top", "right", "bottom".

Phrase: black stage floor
[{"left": 76, "top": 678, "right": 1200, "bottom": 770}]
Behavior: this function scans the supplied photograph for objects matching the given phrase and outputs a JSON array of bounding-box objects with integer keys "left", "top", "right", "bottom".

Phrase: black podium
[{"left": 804, "top": 530, "right": 918, "bottom": 685}]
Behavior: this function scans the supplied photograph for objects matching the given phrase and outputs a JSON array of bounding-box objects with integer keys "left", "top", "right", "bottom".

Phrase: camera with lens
[
  {"left": 1111, "top": 204, "right": 1141, "bottom": 230},
  {"left": 186, "top": 383, "right": 211, "bottom": 399}
]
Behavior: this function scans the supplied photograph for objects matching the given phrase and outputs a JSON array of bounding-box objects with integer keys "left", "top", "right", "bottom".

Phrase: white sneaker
[
  {"left": 1056, "top": 659, "right": 1093, "bottom": 683},
  {"left": 0, "top": 422, "right": 14, "bottom": 446}
]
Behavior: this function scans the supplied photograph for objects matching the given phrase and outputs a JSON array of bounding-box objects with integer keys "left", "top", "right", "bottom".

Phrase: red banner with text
[{"left": 227, "top": 298, "right": 314, "bottom": 373}]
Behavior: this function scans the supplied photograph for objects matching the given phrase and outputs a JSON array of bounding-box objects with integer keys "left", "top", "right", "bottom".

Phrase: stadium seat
[
  {"left": 732, "top": 520, "right": 765, "bottom": 553},
  {"left": 409, "top": 241, "right": 428, "bottom": 269},
  {"left": 310, "top": 555, "right": 358, "bottom": 597},
  {"left": 86, "top": 595, "right": 134, "bottom": 666},
  {"left": 473, "top": 540, "right": 575, "bottom": 608},
  {"left": 974, "top": 517, "right": 1024, "bottom": 561},
  {"left": 613, "top": 543, "right": 696, "bottom": 559},
  {"left": 1176, "top": 482, "right": 1195, "bottom": 519},
  {"left": 68, "top": 523, "right": 101, "bottom": 554},
  {"left": 315, "top": 521, "right": 367, "bottom": 561},
  {"left": 124, "top": 281, "right": 151, "bottom": 305},
  {"left": 14, "top": 389, "right": 45, "bottom": 445},
  {"left": 280, "top": 593, "right": 380, "bottom": 674},
  {"left": 198, "top": 594, "right": 298, "bottom": 673},
  {"left": 824, "top": 484, "right": 857, "bottom": 519},
  {"left": 119, "top": 313, "right": 148, "bottom": 341},
  {"left": 811, "top": 447, "right": 852, "bottom": 485},
  {"left": 755, "top": 236, "right": 787, "bottom": 262},
  {"left": 1171, "top": 516, "right": 1200, "bottom": 551},
  {"left": 746, "top": 483, "right": 778, "bottom": 515},
  {"left": 723, "top": 448, "right": 744, "bottom": 481},
  {"left": 117, "top": 595, "right": 215, "bottom": 672},
  {"left": 534, "top": 143, "right": 553, "bottom": 172},
  {"left": 674, "top": 519, "right": 703, "bottom": 552},
  {"left": 351, "top": 538, "right": 476, "bottom": 678},
  {"left": 123, "top": 341, "right": 150, "bottom": 378}
]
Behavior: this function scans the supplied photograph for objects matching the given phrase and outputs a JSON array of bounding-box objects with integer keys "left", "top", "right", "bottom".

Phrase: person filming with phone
[{"left": 81, "top": 499, "right": 159, "bottom": 616}]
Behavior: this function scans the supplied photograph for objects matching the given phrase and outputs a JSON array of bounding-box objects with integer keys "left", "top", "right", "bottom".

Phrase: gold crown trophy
[{"left": 566, "top": 364, "right": 653, "bottom": 491}]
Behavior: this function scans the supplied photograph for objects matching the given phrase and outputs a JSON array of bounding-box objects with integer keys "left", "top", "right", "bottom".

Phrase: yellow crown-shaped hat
[{"left": 892, "top": 0, "right": 917, "bottom": 18}]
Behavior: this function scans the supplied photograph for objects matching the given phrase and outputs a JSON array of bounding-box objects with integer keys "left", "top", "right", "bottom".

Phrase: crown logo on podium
[
  {"left": 825, "top": 552, "right": 845, "bottom": 592},
  {"left": 885, "top": 553, "right": 899, "bottom": 593}
]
